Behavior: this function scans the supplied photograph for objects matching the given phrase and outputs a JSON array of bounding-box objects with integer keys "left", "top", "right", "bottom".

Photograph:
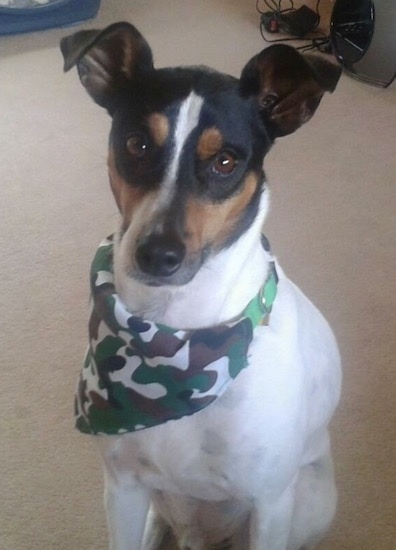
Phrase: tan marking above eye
[
  {"left": 197, "top": 127, "right": 223, "bottom": 161},
  {"left": 148, "top": 113, "right": 169, "bottom": 147}
]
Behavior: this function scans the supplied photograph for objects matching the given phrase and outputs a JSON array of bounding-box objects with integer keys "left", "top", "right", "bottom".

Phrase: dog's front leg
[
  {"left": 104, "top": 469, "right": 150, "bottom": 550},
  {"left": 250, "top": 486, "right": 294, "bottom": 550},
  {"left": 142, "top": 504, "right": 170, "bottom": 550}
]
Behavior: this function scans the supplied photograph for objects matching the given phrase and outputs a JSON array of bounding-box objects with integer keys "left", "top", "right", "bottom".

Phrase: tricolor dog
[{"left": 61, "top": 22, "right": 342, "bottom": 550}]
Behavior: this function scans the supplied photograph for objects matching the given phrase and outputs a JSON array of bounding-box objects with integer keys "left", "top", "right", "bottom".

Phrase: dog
[{"left": 61, "top": 22, "right": 342, "bottom": 550}]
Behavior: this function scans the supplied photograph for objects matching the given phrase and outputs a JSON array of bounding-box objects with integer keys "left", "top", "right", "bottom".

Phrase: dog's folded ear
[
  {"left": 240, "top": 45, "right": 341, "bottom": 138},
  {"left": 60, "top": 22, "right": 154, "bottom": 112}
]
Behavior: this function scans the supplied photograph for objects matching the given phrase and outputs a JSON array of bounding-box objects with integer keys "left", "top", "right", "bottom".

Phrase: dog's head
[{"left": 61, "top": 22, "right": 340, "bottom": 287}]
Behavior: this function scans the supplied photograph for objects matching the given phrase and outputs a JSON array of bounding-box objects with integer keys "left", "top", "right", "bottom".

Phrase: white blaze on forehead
[{"left": 159, "top": 91, "right": 204, "bottom": 207}]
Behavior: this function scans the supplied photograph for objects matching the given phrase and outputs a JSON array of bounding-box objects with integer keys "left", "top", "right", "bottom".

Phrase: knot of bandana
[{"left": 75, "top": 235, "right": 278, "bottom": 435}]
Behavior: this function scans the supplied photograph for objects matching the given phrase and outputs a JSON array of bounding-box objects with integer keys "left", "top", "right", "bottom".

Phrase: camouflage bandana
[{"left": 75, "top": 235, "right": 278, "bottom": 435}]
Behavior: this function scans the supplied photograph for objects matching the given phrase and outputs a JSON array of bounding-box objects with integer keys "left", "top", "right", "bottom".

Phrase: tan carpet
[{"left": 0, "top": 1, "right": 395, "bottom": 549}]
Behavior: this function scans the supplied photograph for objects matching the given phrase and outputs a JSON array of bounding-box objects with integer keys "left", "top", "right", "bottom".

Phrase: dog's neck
[{"left": 113, "top": 191, "right": 271, "bottom": 330}]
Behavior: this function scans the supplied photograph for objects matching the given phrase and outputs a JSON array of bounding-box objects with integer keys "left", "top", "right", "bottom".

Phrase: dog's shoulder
[{"left": 252, "top": 267, "right": 342, "bottom": 429}]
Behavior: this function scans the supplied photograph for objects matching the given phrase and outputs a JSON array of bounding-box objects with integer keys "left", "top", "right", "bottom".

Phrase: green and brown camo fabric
[{"left": 75, "top": 236, "right": 278, "bottom": 435}]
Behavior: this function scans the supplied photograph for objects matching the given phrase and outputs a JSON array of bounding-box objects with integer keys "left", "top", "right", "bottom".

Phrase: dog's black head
[{"left": 61, "top": 22, "right": 340, "bottom": 286}]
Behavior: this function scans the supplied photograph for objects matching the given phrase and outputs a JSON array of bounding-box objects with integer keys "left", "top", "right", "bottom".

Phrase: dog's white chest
[
  {"left": 102, "top": 384, "right": 303, "bottom": 503},
  {"left": 99, "top": 278, "right": 340, "bottom": 502}
]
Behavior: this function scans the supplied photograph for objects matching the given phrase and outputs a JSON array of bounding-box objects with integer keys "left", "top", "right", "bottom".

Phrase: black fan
[{"left": 330, "top": 0, "right": 396, "bottom": 87}]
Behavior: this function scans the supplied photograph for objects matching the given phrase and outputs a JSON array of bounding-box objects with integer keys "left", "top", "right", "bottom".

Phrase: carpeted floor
[{"left": 0, "top": 1, "right": 395, "bottom": 549}]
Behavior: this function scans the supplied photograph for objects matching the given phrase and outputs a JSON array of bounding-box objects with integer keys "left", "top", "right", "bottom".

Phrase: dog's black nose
[{"left": 136, "top": 234, "right": 186, "bottom": 277}]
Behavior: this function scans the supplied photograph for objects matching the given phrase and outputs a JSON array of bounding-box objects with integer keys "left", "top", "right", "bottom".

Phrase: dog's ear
[
  {"left": 60, "top": 22, "right": 154, "bottom": 112},
  {"left": 240, "top": 45, "right": 341, "bottom": 138}
]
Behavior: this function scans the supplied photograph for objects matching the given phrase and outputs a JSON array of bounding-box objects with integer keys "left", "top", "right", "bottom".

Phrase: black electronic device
[
  {"left": 330, "top": 0, "right": 396, "bottom": 87},
  {"left": 261, "top": 5, "right": 319, "bottom": 37},
  {"left": 281, "top": 5, "right": 319, "bottom": 38}
]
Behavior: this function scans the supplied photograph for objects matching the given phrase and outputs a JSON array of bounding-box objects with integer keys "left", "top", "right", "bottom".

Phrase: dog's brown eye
[
  {"left": 212, "top": 151, "right": 237, "bottom": 175},
  {"left": 126, "top": 134, "right": 148, "bottom": 158}
]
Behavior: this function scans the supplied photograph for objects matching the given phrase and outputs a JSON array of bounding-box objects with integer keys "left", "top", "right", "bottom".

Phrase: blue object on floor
[{"left": 0, "top": 0, "right": 101, "bottom": 36}]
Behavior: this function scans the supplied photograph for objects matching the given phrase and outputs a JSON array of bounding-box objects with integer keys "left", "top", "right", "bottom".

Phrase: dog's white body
[
  {"left": 61, "top": 22, "right": 342, "bottom": 550},
  {"left": 98, "top": 191, "right": 341, "bottom": 550}
]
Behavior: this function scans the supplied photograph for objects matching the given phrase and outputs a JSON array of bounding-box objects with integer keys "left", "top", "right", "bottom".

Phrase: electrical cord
[
  {"left": 298, "top": 36, "right": 332, "bottom": 53},
  {"left": 257, "top": 0, "right": 320, "bottom": 23},
  {"left": 256, "top": 0, "right": 332, "bottom": 53},
  {"left": 257, "top": 0, "right": 295, "bottom": 16}
]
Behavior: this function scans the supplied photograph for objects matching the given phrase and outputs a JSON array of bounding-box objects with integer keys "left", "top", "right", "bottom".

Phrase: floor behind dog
[{"left": 0, "top": 1, "right": 395, "bottom": 549}]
